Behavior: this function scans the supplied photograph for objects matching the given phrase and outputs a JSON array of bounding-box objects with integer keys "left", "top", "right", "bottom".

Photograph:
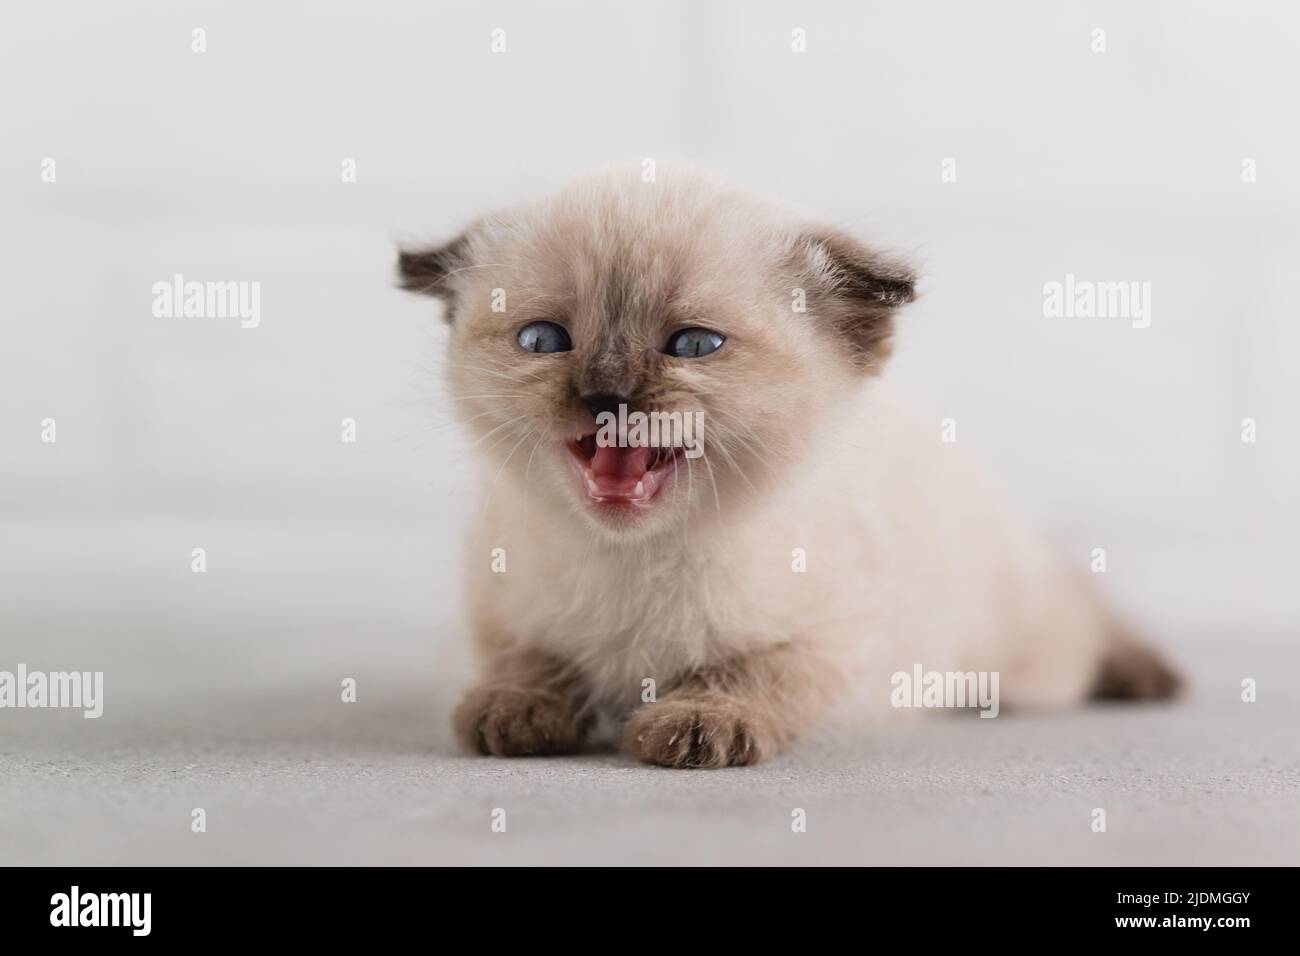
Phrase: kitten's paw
[
  {"left": 622, "top": 696, "right": 776, "bottom": 769},
  {"left": 453, "top": 685, "right": 587, "bottom": 756},
  {"left": 1091, "top": 643, "right": 1183, "bottom": 701}
]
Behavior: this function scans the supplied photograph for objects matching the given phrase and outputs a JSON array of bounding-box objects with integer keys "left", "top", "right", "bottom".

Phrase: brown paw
[
  {"left": 453, "top": 684, "right": 588, "bottom": 756},
  {"left": 622, "top": 696, "right": 777, "bottom": 769},
  {"left": 1092, "top": 643, "right": 1183, "bottom": 701}
]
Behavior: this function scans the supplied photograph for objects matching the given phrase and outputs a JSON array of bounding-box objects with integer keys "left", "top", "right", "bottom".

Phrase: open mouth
[{"left": 567, "top": 433, "right": 684, "bottom": 506}]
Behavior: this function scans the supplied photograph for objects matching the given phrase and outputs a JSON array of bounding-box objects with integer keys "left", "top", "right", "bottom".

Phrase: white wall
[{"left": 2, "top": 0, "right": 1297, "bottom": 648}]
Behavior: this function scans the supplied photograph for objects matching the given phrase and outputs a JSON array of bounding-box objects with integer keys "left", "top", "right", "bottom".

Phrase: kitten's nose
[{"left": 580, "top": 392, "right": 632, "bottom": 422}]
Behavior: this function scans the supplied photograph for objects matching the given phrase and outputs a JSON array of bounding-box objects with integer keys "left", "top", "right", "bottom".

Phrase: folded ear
[
  {"left": 396, "top": 233, "right": 471, "bottom": 317},
  {"left": 792, "top": 227, "right": 916, "bottom": 372}
]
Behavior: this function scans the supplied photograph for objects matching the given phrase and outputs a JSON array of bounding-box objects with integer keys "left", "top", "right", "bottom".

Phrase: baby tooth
[{"left": 634, "top": 481, "right": 645, "bottom": 496}]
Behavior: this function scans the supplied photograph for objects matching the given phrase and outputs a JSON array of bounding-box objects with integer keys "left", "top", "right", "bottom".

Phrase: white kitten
[{"left": 399, "top": 167, "right": 1179, "bottom": 768}]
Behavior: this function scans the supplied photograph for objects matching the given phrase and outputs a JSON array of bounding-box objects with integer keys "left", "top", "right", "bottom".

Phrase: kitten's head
[{"left": 399, "top": 168, "right": 915, "bottom": 541}]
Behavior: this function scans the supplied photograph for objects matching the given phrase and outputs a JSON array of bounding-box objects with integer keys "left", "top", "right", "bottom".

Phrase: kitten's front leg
[
  {"left": 623, "top": 641, "right": 836, "bottom": 769},
  {"left": 453, "top": 649, "right": 592, "bottom": 757}
]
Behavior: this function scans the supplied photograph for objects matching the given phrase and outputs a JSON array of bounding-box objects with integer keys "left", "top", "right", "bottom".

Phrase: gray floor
[{"left": 3, "top": 638, "right": 1296, "bottom": 866}]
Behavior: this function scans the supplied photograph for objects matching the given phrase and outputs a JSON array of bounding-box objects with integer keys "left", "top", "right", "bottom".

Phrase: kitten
[{"left": 398, "top": 167, "right": 1179, "bottom": 768}]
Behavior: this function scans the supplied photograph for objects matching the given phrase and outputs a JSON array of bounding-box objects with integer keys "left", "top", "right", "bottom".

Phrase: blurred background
[{"left": 1, "top": 1, "right": 1297, "bottom": 864}]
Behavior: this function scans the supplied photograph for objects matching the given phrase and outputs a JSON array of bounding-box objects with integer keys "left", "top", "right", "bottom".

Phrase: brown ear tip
[
  {"left": 800, "top": 228, "right": 917, "bottom": 307},
  {"left": 874, "top": 274, "right": 917, "bottom": 305},
  {"left": 396, "top": 249, "right": 431, "bottom": 290},
  {"left": 395, "top": 249, "right": 414, "bottom": 282},
  {"left": 396, "top": 237, "right": 467, "bottom": 298}
]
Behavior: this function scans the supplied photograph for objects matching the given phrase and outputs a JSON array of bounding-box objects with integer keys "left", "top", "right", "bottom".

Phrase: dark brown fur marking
[
  {"left": 1091, "top": 642, "right": 1182, "bottom": 701},
  {"left": 453, "top": 651, "right": 594, "bottom": 756}
]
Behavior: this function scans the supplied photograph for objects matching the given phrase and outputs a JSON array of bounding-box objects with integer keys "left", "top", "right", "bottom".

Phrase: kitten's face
[{"left": 400, "top": 170, "right": 914, "bottom": 541}]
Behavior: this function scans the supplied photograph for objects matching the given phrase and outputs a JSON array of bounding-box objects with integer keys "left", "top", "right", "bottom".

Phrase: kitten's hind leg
[{"left": 1090, "top": 632, "right": 1183, "bottom": 701}]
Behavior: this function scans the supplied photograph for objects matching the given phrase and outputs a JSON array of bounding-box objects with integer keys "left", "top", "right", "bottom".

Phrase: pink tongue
[{"left": 591, "top": 444, "right": 653, "bottom": 480}]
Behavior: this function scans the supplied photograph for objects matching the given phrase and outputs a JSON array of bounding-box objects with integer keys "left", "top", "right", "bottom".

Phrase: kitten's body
[
  {"left": 400, "top": 168, "right": 1177, "bottom": 767},
  {"left": 471, "top": 378, "right": 1102, "bottom": 719}
]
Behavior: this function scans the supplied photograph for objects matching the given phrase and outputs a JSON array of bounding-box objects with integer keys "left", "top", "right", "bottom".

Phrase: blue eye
[
  {"left": 664, "top": 327, "right": 725, "bottom": 358},
  {"left": 517, "top": 321, "right": 572, "bottom": 353}
]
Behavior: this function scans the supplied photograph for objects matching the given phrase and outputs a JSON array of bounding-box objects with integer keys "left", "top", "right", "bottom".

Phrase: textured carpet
[{"left": 2, "top": 637, "right": 1294, "bottom": 866}]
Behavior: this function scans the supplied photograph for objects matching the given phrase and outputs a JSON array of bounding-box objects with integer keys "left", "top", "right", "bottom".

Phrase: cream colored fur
[{"left": 399, "top": 167, "right": 1173, "bottom": 767}]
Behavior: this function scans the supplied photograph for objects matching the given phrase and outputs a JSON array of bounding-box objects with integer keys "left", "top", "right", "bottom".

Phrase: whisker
[
  {"left": 700, "top": 449, "right": 722, "bottom": 513},
  {"left": 481, "top": 424, "right": 538, "bottom": 520}
]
